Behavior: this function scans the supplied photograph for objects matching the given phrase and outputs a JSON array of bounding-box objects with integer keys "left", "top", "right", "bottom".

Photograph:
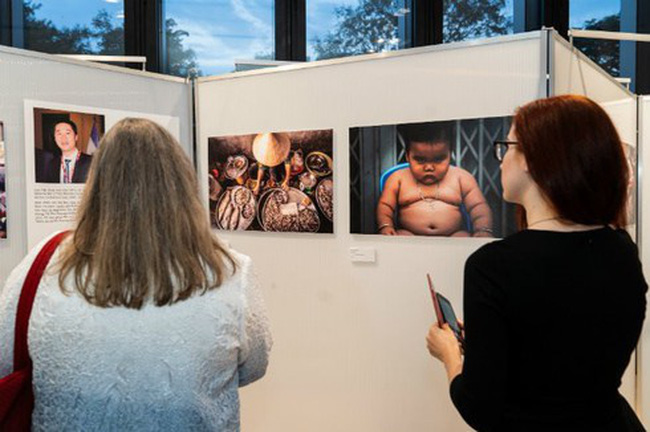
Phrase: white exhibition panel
[
  {"left": 640, "top": 96, "right": 650, "bottom": 427},
  {"left": 0, "top": 46, "right": 192, "bottom": 285},
  {"left": 553, "top": 34, "right": 633, "bottom": 103},
  {"left": 552, "top": 32, "right": 639, "bottom": 407},
  {"left": 601, "top": 97, "right": 639, "bottom": 231},
  {"left": 197, "top": 33, "right": 545, "bottom": 432},
  {"left": 602, "top": 99, "right": 639, "bottom": 147},
  {"left": 601, "top": 98, "right": 640, "bottom": 408}
]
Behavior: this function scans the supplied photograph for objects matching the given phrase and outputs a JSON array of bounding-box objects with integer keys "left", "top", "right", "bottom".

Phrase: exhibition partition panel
[
  {"left": 640, "top": 96, "right": 650, "bottom": 427},
  {"left": 598, "top": 97, "right": 639, "bottom": 409},
  {"left": 197, "top": 32, "right": 546, "bottom": 432},
  {"left": 551, "top": 31, "right": 640, "bottom": 413},
  {"left": 553, "top": 34, "right": 634, "bottom": 103},
  {"left": 0, "top": 45, "right": 192, "bottom": 285}
]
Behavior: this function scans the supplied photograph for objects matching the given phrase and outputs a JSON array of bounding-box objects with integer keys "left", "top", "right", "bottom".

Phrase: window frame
[{"left": 0, "top": 0, "right": 646, "bottom": 92}]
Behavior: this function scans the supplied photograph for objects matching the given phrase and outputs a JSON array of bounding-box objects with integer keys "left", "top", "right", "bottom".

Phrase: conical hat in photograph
[{"left": 252, "top": 133, "right": 291, "bottom": 167}]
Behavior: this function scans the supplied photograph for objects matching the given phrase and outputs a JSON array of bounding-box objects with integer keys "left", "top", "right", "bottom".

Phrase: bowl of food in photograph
[
  {"left": 298, "top": 171, "right": 318, "bottom": 193},
  {"left": 208, "top": 174, "right": 223, "bottom": 201},
  {"left": 215, "top": 185, "right": 257, "bottom": 230},
  {"left": 224, "top": 155, "right": 249, "bottom": 180},
  {"left": 257, "top": 187, "right": 320, "bottom": 233},
  {"left": 305, "top": 151, "right": 333, "bottom": 177},
  {"left": 315, "top": 177, "right": 333, "bottom": 222}
]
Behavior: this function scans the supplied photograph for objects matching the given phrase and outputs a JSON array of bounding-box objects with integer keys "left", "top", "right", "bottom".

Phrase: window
[
  {"left": 570, "top": 0, "right": 620, "bottom": 77},
  {"left": 164, "top": 0, "right": 275, "bottom": 77},
  {"left": 307, "top": 0, "right": 410, "bottom": 61},
  {"left": 443, "top": 0, "right": 513, "bottom": 43},
  {"left": 9, "top": 0, "right": 635, "bottom": 84},
  {"left": 22, "top": 0, "right": 125, "bottom": 55}
]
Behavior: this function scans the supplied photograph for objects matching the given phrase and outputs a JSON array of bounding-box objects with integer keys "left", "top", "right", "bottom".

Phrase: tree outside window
[
  {"left": 570, "top": 1, "right": 621, "bottom": 77},
  {"left": 309, "top": 0, "right": 513, "bottom": 62},
  {"left": 20, "top": 1, "right": 199, "bottom": 77}
]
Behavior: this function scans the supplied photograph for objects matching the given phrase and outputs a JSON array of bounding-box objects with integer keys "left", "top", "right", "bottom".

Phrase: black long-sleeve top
[{"left": 451, "top": 227, "right": 647, "bottom": 431}]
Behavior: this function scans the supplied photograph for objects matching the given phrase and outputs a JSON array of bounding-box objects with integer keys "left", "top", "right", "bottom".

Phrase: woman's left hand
[{"left": 426, "top": 323, "right": 462, "bottom": 364}]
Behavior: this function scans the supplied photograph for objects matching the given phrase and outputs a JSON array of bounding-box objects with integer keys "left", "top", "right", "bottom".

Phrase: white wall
[
  {"left": 197, "top": 33, "right": 546, "bottom": 432},
  {"left": 0, "top": 46, "right": 192, "bottom": 285},
  {"left": 639, "top": 96, "right": 650, "bottom": 427},
  {"left": 552, "top": 33, "right": 640, "bottom": 409},
  {"left": 602, "top": 98, "right": 640, "bottom": 409}
]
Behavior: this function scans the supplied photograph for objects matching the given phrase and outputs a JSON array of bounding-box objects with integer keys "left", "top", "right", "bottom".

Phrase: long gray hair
[{"left": 58, "top": 118, "right": 235, "bottom": 309}]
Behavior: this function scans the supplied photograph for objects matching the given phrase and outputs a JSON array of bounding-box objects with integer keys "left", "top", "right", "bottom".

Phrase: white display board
[
  {"left": 639, "top": 96, "right": 650, "bottom": 427},
  {"left": 553, "top": 34, "right": 633, "bottom": 103},
  {"left": 0, "top": 46, "right": 191, "bottom": 285},
  {"left": 197, "top": 32, "right": 546, "bottom": 432},
  {"left": 551, "top": 32, "right": 639, "bottom": 407},
  {"left": 602, "top": 98, "right": 640, "bottom": 409},
  {"left": 601, "top": 99, "right": 639, "bottom": 236}
]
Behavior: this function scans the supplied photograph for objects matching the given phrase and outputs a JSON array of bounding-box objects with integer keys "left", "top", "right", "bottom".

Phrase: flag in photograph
[{"left": 86, "top": 118, "right": 100, "bottom": 155}]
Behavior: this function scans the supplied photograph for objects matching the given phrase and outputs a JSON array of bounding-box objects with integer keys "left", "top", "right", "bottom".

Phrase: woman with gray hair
[{"left": 0, "top": 118, "right": 272, "bottom": 431}]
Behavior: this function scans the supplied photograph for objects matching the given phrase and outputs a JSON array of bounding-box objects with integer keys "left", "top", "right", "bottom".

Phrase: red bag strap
[{"left": 13, "top": 231, "right": 71, "bottom": 370}]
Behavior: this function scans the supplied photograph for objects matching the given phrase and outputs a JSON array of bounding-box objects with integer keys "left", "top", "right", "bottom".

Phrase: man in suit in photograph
[{"left": 41, "top": 119, "right": 92, "bottom": 184}]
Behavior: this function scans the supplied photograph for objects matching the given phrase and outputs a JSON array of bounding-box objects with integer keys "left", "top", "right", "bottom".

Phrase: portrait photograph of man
[{"left": 33, "top": 108, "right": 105, "bottom": 184}]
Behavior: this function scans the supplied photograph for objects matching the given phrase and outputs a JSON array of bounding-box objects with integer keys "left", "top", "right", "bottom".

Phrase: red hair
[{"left": 513, "top": 95, "right": 629, "bottom": 228}]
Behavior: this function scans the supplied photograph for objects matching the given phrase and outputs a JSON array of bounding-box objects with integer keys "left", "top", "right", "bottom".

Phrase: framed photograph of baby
[
  {"left": 208, "top": 129, "right": 334, "bottom": 233},
  {"left": 350, "top": 116, "right": 518, "bottom": 238},
  {"left": 33, "top": 108, "right": 105, "bottom": 184},
  {"left": 0, "top": 122, "right": 6, "bottom": 239}
]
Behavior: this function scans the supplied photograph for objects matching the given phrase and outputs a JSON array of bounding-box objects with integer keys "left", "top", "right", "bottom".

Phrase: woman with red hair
[{"left": 426, "top": 95, "right": 646, "bottom": 431}]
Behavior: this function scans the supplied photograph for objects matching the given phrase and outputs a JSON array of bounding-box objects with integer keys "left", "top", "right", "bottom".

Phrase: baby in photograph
[{"left": 377, "top": 122, "right": 493, "bottom": 237}]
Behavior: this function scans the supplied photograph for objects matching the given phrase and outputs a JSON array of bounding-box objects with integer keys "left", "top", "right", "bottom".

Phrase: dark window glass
[
  {"left": 307, "top": 0, "right": 410, "bottom": 61},
  {"left": 164, "top": 0, "right": 275, "bottom": 77},
  {"left": 570, "top": 0, "right": 620, "bottom": 77},
  {"left": 443, "top": 0, "right": 513, "bottom": 43},
  {"left": 22, "top": 0, "right": 124, "bottom": 55}
]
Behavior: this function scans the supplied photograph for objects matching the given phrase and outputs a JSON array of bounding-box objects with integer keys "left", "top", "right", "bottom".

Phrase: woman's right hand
[{"left": 380, "top": 226, "right": 397, "bottom": 235}]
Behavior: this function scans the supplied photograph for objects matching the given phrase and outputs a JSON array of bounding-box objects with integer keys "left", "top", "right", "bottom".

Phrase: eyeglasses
[{"left": 493, "top": 140, "right": 519, "bottom": 162}]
